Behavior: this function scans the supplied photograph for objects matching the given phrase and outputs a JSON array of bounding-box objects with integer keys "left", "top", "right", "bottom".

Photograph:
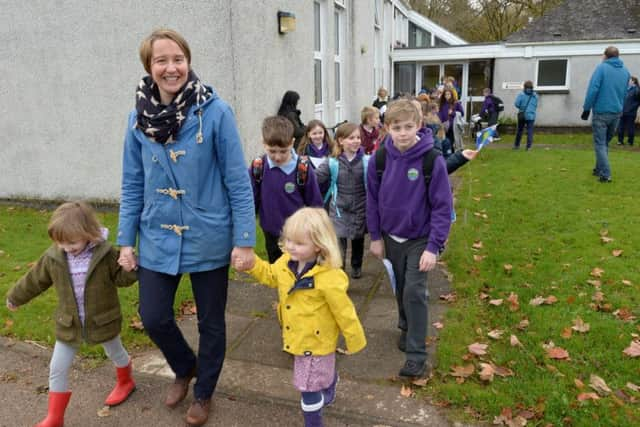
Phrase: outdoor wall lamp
[{"left": 278, "top": 11, "right": 296, "bottom": 34}]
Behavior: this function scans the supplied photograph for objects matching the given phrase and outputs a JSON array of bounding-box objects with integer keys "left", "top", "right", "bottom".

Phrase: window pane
[
  {"left": 394, "top": 62, "right": 416, "bottom": 96},
  {"left": 468, "top": 60, "right": 492, "bottom": 96},
  {"left": 335, "top": 12, "right": 340, "bottom": 55},
  {"left": 421, "top": 65, "right": 439, "bottom": 91},
  {"left": 335, "top": 62, "right": 341, "bottom": 101},
  {"left": 314, "top": 2, "right": 321, "bottom": 52},
  {"left": 538, "top": 59, "right": 567, "bottom": 86},
  {"left": 315, "top": 59, "right": 323, "bottom": 104},
  {"left": 443, "top": 64, "right": 463, "bottom": 95},
  {"left": 409, "top": 23, "right": 431, "bottom": 48},
  {"left": 434, "top": 37, "right": 449, "bottom": 47}
]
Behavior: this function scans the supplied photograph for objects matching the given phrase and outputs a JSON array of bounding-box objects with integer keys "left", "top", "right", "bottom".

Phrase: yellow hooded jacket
[{"left": 247, "top": 254, "right": 366, "bottom": 356}]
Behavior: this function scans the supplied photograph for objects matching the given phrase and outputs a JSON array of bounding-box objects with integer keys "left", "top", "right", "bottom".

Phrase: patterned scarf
[{"left": 135, "top": 70, "right": 211, "bottom": 144}]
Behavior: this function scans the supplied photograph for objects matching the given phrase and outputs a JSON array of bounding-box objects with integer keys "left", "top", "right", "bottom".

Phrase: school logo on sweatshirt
[
  {"left": 284, "top": 182, "right": 296, "bottom": 193},
  {"left": 407, "top": 168, "right": 419, "bottom": 181}
]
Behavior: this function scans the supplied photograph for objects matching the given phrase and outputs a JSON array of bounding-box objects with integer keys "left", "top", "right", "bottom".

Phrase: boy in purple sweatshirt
[
  {"left": 250, "top": 116, "right": 323, "bottom": 262},
  {"left": 367, "top": 100, "right": 452, "bottom": 378}
]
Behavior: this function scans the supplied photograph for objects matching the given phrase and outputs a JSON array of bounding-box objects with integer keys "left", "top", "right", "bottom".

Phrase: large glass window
[
  {"left": 468, "top": 60, "right": 492, "bottom": 97},
  {"left": 409, "top": 23, "right": 431, "bottom": 48},
  {"left": 537, "top": 59, "right": 568, "bottom": 88},
  {"left": 434, "top": 37, "right": 449, "bottom": 47},
  {"left": 394, "top": 62, "right": 416, "bottom": 96},
  {"left": 314, "top": 59, "right": 323, "bottom": 104},
  {"left": 421, "top": 65, "right": 439, "bottom": 91}
]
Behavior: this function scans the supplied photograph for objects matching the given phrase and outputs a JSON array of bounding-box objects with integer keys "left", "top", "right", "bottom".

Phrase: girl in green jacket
[
  {"left": 233, "top": 207, "right": 366, "bottom": 427},
  {"left": 6, "top": 201, "right": 137, "bottom": 427}
]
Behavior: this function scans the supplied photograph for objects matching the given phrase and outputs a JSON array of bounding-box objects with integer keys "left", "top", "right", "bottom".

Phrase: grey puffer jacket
[{"left": 315, "top": 152, "right": 368, "bottom": 239}]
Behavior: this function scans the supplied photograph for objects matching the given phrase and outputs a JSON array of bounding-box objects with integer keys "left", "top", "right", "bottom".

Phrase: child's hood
[{"left": 387, "top": 128, "right": 434, "bottom": 162}]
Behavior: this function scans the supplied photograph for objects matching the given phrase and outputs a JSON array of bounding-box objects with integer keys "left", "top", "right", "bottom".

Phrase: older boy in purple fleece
[
  {"left": 367, "top": 100, "right": 452, "bottom": 378},
  {"left": 250, "top": 116, "right": 323, "bottom": 263}
]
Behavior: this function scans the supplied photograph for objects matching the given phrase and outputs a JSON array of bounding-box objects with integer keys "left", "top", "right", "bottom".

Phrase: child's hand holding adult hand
[
  {"left": 6, "top": 299, "right": 18, "bottom": 312},
  {"left": 231, "top": 247, "right": 255, "bottom": 271},
  {"left": 419, "top": 250, "right": 437, "bottom": 272},
  {"left": 369, "top": 240, "right": 384, "bottom": 259},
  {"left": 118, "top": 246, "right": 138, "bottom": 272}
]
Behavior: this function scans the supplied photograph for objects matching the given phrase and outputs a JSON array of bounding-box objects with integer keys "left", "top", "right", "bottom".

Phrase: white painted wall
[{"left": 1, "top": 0, "right": 378, "bottom": 200}]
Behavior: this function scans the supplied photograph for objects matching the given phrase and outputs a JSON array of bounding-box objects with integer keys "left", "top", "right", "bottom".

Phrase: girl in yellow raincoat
[{"left": 233, "top": 207, "right": 366, "bottom": 427}]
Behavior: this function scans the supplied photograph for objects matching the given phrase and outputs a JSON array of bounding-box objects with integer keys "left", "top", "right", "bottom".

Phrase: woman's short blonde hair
[
  {"left": 48, "top": 201, "right": 102, "bottom": 243},
  {"left": 139, "top": 29, "right": 191, "bottom": 74},
  {"left": 280, "top": 208, "right": 342, "bottom": 269}
]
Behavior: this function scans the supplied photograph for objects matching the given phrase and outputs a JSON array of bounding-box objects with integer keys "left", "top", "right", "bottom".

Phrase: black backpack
[
  {"left": 374, "top": 143, "right": 441, "bottom": 204},
  {"left": 490, "top": 95, "right": 504, "bottom": 112},
  {"left": 251, "top": 155, "right": 311, "bottom": 211}
]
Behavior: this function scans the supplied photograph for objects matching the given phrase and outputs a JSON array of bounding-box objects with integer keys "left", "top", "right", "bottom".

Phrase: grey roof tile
[{"left": 506, "top": 0, "right": 640, "bottom": 43}]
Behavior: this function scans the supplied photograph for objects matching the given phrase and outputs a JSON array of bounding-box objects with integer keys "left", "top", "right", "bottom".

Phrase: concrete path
[{"left": 0, "top": 249, "right": 471, "bottom": 427}]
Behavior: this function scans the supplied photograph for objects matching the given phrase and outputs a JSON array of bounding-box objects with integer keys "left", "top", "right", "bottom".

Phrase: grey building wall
[
  {"left": 1, "top": 0, "right": 375, "bottom": 201},
  {"left": 494, "top": 54, "right": 640, "bottom": 127}
]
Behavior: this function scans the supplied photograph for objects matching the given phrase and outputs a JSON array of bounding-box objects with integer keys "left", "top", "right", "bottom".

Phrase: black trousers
[
  {"left": 264, "top": 231, "right": 283, "bottom": 263},
  {"left": 138, "top": 265, "right": 229, "bottom": 400},
  {"left": 338, "top": 237, "right": 364, "bottom": 270}
]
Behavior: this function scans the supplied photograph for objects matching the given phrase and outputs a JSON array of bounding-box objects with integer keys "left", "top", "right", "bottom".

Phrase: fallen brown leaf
[
  {"left": 433, "top": 322, "right": 444, "bottom": 330},
  {"left": 478, "top": 363, "right": 495, "bottom": 382},
  {"left": 507, "top": 292, "right": 520, "bottom": 312},
  {"left": 590, "top": 267, "right": 604, "bottom": 278},
  {"left": 516, "top": 319, "right": 529, "bottom": 330},
  {"left": 400, "top": 384, "right": 414, "bottom": 398},
  {"left": 586, "top": 279, "right": 601, "bottom": 287},
  {"left": 129, "top": 317, "right": 144, "bottom": 331},
  {"left": 577, "top": 392, "right": 600, "bottom": 401},
  {"left": 589, "top": 374, "right": 612, "bottom": 396},
  {"left": 561, "top": 328, "right": 572, "bottom": 339},
  {"left": 488, "top": 329, "right": 504, "bottom": 340},
  {"left": 412, "top": 377, "right": 429, "bottom": 387},
  {"left": 503, "top": 264, "right": 513, "bottom": 274},
  {"left": 600, "top": 236, "right": 614, "bottom": 244},
  {"left": 510, "top": 335, "right": 522, "bottom": 347},
  {"left": 592, "top": 291, "right": 604, "bottom": 303},
  {"left": 574, "top": 378, "right": 585, "bottom": 389},
  {"left": 613, "top": 308, "right": 636, "bottom": 322},
  {"left": 626, "top": 382, "right": 640, "bottom": 392},
  {"left": 473, "top": 254, "right": 486, "bottom": 262},
  {"left": 621, "top": 279, "right": 633, "bottom": 286},
  {"left": 612, "top": 249, "right": 623, "bottom": 257},
  {"left": 493, "top": 364, "right": 514, "bottom": 378},
  {"left": 545, "top": 295, "right": 558, "bottom": 305},
  {"left": 450, "top": 364, "right": 475, "bottom": 378},
  {"left": 439, "top": 293, "right": 457, "bottom": 303},
  {"left": 472, "top": 241, "right": 484, "bottom": 249},
  {"left": 97, "top": 406, "right": 112, "bottom": 417},
  {"left": 489, "top": 299, "right": 504, "bottom": 306},
  {"left": 623, "top": 340, "right": 640, "bottom": 357},
  {"left": 529, "top": 296, "right": 545, "bottom": 306},
  {"left": 468, "top": 342, "right": 488, "bottom": 356},
  {"left": 571, "top": 317, "right": 590, "bottom": 333},
  {"left": 547, "top": 347, "right": 569, "bottom": 360}
]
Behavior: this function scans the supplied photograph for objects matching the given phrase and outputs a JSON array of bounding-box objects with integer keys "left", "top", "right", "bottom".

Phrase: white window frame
[
  {"left": 334, "top": 5, "right": 345, "bottom": 122},
  {"left": 535, "top": 58, "right": 570, "bottom": 91},
  {"left": 314, "top": 1, "right": 326, "bottom": 120},
  {"left": 374, "top": 0, "right": 382, "bottom": 29}
]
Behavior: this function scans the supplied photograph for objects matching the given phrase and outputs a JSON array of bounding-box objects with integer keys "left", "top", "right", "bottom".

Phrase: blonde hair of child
[
  {"left": 360, "top": 106, "right": 379, "bottom": 125},
  {"left": 280, "top": 207, "right": 342, "bottom": 269},
  {"left": 385, "top": 99, "right": 421, "bottom": 126},
  {"left": 332, "top": 122, "right": 359, "bottom": 157},
  {"left": 297, "top": 119, "right": 337, "bottom": 156},
  {"left": 48, "top": 201, "right": 103, "bottom": 243}
]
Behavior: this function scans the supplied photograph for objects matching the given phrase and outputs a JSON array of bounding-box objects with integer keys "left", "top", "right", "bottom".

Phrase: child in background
[
  {"left": 232, "top": 207, "right": 366, "bottom": 427},
  {"left": 367, "top": 100, "right": 453, "bottom": 378},
  {"left": 297, "top": 119, "right": 338, "bottom": 161},
  {"left": 438, "top": 88, "right": 464, "bottom": 148},
  {"left": 359, "top": 106, "right": 381, "bottom": 155},
  {"left": 6, "top": 201, "right": 137, "bottom": 427},
  {"left": 315, "top": 123, "right": 368, "bottom": 279},
  {"left": 251, "top": 116, "right": 323, "bottom": 263}
]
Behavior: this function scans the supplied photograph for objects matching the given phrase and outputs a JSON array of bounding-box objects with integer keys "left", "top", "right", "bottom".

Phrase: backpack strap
[
  {"left": 374, "top": 143, "right": 386, "bottom": 182},
  {"left": 323, "top": 157, "right": 339, "bottom": 204},
  {"left": 296, "top": 155, "right": 310, "bottom": 199},
  {"left": 422, "top": 148, "right": 442, "bottom": 205}
]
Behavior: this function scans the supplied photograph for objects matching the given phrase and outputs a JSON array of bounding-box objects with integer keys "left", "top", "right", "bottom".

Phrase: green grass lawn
[
  {"left": 0, "top": 207, "right": 266, "bottom": 357},
  {"left": 427, "top": 143, "right": 640, "bottom": 426}
]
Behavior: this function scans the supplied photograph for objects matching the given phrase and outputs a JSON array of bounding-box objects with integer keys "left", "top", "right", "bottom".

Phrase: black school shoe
[
  {"left": 599, "top": 176, "right": 612, "bottom": 183},
  {"left": 351, "top": 267, "right": 362, "bottom": 279},
  {"left": 399, "top": 360, "right": 426, "bottom": 377}
]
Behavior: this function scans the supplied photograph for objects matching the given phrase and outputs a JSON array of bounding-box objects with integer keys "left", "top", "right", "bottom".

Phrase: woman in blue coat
[
  {"left": 117, "top": 29, "right": 256, "bottom": 427},
  {"left": 514, "top": 80, "right": 539, "bottom": 150},
  {"left": 617, "top": 76, "right": 640, "bottom": 146}
]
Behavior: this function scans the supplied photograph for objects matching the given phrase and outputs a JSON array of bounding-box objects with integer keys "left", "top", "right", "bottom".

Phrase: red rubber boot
[
  {"left": 104, "top": 360, "right": 136, "bottom": 406},
  {"left": 35, "top": 391, "right": 71, "bottom": 427}
]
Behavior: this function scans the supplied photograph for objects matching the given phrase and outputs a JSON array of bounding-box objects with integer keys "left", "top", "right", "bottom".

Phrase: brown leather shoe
[
  {"left": 165, "top": 367, "right": 196, "bottom": 408},
  {"left": 185, "top": 398, "right": 211, "bottom": 426}
]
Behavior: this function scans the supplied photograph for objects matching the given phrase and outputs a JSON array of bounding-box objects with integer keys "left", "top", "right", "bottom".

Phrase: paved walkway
[{"left": 0, "top": 248, "right": 471, "bottom": 427}]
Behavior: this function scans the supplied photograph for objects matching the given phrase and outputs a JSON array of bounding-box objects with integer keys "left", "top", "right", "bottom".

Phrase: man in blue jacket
[{"left": 581, "top": 46, "right": 630, "bottom": 182}]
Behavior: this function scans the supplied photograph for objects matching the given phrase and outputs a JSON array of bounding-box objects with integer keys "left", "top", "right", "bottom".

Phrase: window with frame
[
  {"left": 314, "top": 1, "right": 324, "bottom": 116},
  {"left": 409, "top": 22, "right": 431, "bottom": 48},
  {"left": 536, "top": 59, "right": 569, "bottom": 90}
]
